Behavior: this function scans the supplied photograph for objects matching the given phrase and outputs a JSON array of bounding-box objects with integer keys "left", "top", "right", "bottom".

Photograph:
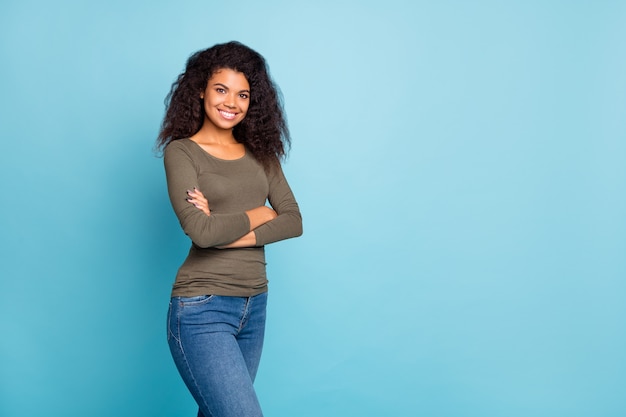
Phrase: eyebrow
[{"left": 212, "top": 82, "right": 250, "bottom": 93}]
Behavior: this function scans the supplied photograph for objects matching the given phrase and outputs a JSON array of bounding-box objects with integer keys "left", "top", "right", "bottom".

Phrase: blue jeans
[{"left": 167, "top": 292, "right": 268, "bottom": 417}]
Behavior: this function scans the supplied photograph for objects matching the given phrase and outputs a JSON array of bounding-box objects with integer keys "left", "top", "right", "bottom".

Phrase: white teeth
[{"left": 219, "top": 110, "right": 236, "bottom": 119}]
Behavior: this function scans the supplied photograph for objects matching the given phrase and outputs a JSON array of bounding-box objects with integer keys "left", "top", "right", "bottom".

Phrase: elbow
[
  {"left": 181, "top": 218, "right": 219, "bottom": 248},
  {"left": 185, "top": 230, "right": 216, "bottom": 249},
  {"left": 194, "top": 239, "right": 214, "bottom": 249},
  {"left": 291, "top": 215, "right": 303, "bottom": 238},
  {"left": 295, "top": 219, "right": 303, "bottom": 237}
]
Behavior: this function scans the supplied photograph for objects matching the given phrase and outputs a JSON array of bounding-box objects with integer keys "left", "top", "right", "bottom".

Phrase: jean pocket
[{"left": 178, "top": 294, "right": 216, "bottom": 307}]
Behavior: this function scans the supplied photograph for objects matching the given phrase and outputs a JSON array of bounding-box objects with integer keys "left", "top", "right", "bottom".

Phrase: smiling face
[{"left": 200, "top": 68, "right": 250, "bottom": 131}]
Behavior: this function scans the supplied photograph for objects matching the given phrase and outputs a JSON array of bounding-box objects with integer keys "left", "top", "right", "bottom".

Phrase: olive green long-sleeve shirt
[{"left": 164, "top": 139, "right": 302, "bottom": 297}]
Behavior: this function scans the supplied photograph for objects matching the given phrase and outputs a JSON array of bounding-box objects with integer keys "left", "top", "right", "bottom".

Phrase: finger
[
  {"left": 187, "top": 188, "right": 208, "bottom": 201},
  {"left": 190, "top": 195, "right": 208, "bottom": 206},
  {"left": 193, "top": 187, "right": 206, "bottom": 198},
  {"left": 186, "top": 197, "right": 203, "bottom": 207}
]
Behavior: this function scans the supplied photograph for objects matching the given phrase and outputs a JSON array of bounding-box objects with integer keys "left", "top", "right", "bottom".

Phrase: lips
[{"left": 219, "top": 109, "right": 237, "bottom": 120}]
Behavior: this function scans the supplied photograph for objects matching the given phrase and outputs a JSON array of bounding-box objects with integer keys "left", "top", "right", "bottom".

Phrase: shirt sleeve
[
  {"left": 253, "top": 163, "right": 303, "bottom": 246},
  {"left": 164, "top": 141, "right": 251, "bottom": 248}
]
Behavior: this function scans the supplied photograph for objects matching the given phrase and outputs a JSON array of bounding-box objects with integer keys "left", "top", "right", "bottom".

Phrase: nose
[{"left": 224, "top": 93, "right": 236, "bottom": 108}]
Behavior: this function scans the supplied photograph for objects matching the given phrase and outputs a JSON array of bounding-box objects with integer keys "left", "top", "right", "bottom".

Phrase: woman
[{"left": 156, "top": 41, "right": 302, "bottom": 417}]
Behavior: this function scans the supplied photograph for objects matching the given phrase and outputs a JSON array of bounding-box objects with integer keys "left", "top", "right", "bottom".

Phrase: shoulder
[
  {"left": 164, "top": 139, "right": 199, "bottom": 167},
  {"left": 164, "top": 138, "right": 194, "bottom": 154},
  {"left": 264, "top": 160, "right": 289, "bottom": 184},
  {"left": 165, "top": 139, "right": 199, "bottom": 159},
  {"left": 247, "top": 152, "right": 283, "bottom": 175}
]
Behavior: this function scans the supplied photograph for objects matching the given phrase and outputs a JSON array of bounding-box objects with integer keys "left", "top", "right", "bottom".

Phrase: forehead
[{"left": 208, "top": 68, "right": 249, "bottom": 89}]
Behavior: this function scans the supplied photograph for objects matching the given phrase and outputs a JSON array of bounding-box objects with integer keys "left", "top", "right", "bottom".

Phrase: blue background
[{"left": 1, "top": 1, "right": 625, "bottom": 416}]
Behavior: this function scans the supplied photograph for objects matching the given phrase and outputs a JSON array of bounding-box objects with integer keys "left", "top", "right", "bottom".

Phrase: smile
[{"left": 219, "top": 110, "right": 237, "bottom": 120}]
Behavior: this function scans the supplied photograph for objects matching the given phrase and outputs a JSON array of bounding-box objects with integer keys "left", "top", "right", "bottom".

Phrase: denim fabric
[{"left": 167, "top": 292, "right": 267, "bottom": 417}]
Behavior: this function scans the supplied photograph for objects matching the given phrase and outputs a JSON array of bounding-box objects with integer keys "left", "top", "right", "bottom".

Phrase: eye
[
  {"left": 239, "top": 93, "right": 249, "bottom": 99},
  {"left": 215, "top": 88, "right": 226, "bottom": 94}
]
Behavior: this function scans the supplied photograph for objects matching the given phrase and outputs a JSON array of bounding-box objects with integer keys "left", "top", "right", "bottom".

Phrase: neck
[{"left": 195, "top": 123, "right": 237, "bottom": 145}]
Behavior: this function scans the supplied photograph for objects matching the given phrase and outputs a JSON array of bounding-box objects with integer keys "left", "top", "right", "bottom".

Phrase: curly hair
[{"left": 156, "top": 41, "right": 290, "bottom": 169}]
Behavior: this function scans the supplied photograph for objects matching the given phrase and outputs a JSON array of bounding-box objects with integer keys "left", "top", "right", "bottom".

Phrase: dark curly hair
[{"left": 156, "top": 41, "right": 290, "bottom": 169}]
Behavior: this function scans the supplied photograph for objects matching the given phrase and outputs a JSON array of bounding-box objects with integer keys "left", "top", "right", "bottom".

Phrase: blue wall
[{"left": 1, "top": 1, "right": 625, "bottom": 416}]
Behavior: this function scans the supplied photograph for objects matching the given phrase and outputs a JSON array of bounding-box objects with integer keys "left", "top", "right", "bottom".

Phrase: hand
[
  {"left": 245, "top": 206, "right": 277, "bottom": 230},
  {"left": 186, "top": 187, "right": 210, "bottom": 216}
]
